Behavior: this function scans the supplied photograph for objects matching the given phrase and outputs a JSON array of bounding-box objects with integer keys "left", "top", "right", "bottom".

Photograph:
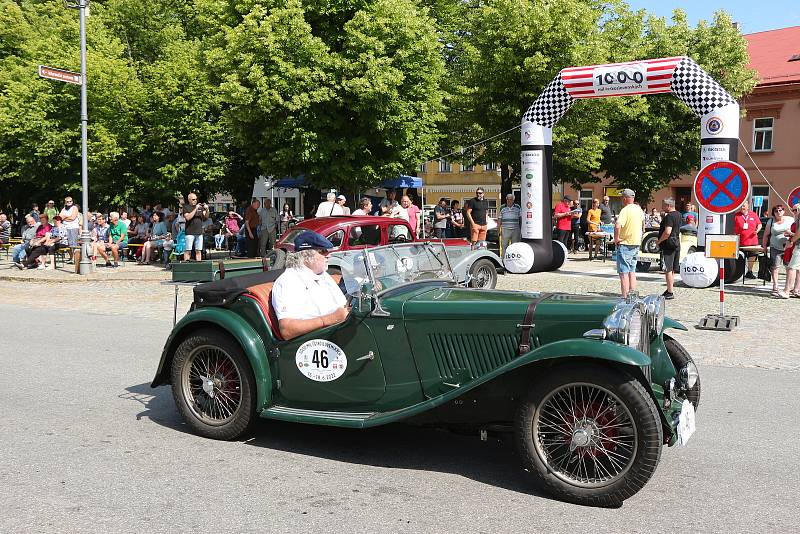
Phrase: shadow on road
[{"left": 125, "top": 382, "right": 554, "bottom": 500}]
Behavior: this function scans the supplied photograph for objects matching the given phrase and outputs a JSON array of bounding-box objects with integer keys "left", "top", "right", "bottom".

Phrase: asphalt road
[{"left": 0, "top": 303, "right": 797, "bottom": 533}]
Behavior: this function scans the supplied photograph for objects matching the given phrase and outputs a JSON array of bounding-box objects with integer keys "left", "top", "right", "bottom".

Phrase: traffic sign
[
  {"left": 752, "top": 196, "right": 763, "bottom": 208},
  {"left": 693, "top": 161, "right": 750, "bottom": 215},
  {"left": 38, "top": 65, "right": 82, "bottom": 85},
  {"left": 788, "top": 186, "right": 800, "bottom": 208}
]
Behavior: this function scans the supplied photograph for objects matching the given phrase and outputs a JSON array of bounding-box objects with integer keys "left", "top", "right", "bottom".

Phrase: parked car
[
  {"left": 152, "top": 241, "right": 700, "bottom": 507},
  {"left": 265, "top": 215, "right": 502, "bottom": 289}
]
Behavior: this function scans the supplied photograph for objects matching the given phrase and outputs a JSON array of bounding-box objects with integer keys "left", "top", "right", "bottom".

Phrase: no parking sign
[
  {"left": 788, "top": 186, "right": 800, "bottom": 208},
  {"left": 693, "top": 161, "right": 751, "bottom": 215}
]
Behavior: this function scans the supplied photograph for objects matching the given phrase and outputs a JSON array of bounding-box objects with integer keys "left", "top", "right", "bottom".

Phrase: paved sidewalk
[{"left": 1, "top": 252, "right": 796, "bottom": 370}]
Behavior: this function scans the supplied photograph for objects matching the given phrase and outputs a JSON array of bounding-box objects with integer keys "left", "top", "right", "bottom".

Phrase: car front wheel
[
  {"left": 170, "top": 330, "right": 256, "bottom": 440},
  {"left": 515, "top": 363, "right": 663, "bottom": 507},
  {"left": 468, "top": 258, "right": 497, "bottom": 289}
]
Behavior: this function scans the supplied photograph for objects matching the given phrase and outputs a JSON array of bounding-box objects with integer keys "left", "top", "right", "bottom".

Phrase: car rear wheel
[
  {"left": 266, "top": 248, "right": 286, "bottom": 269},
  {"left": 664, "top": 334, "right": 701, "bottom": 410},
  {"left": 468, "top": 258, "right": 497, "bottom": 289},
  {"left": 171, "top": 330, "right": 256, "bottom": 440},
  {"left": 515, "top": 363, "right": 663, "bottom": 507}
]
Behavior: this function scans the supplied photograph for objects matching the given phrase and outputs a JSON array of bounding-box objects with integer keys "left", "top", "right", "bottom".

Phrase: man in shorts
[
  {"left": 183, "top": 192, "right": 209, "bottom": 261},
  {"left": 613, "top": 188, "right": 644, "bottom": 298},
  {"left": 465, "top": 188, "right": 489, "bottom": 247},
  {"left": 656, "top": 198, "right": 681, "bottom": 300}
]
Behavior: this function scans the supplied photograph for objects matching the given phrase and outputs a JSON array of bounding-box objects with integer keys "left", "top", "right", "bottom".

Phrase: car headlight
[
  {"left": 642, "top": 294, "right": 665, "bottom": 334},
  {"left": 627, "top": 308, "right": 642, "bottom": 348}
]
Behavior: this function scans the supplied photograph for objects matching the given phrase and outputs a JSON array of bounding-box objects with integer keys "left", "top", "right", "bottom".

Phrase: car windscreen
[{"left": 363, "top": 242, "right": 454, "bottom": 291}]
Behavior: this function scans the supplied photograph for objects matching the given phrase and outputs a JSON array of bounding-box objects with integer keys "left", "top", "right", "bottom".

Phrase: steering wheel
[{"left": 392, "top": 234, "right": 409, "bottom": 243}]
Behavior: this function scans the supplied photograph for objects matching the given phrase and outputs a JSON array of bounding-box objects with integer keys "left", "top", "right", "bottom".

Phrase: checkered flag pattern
[
  {"left": 671, "top": 57, "right": 736, "bottom": 117},
  {"left": 521, "top": 74, "right": 574, "bottom": 129}
]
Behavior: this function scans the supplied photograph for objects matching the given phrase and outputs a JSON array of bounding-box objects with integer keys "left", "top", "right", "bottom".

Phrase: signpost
[
  {"left": 788, "top": 186, "right": 800, "bottom": 209},
  {"left": 693, "top": 161, "right": 750, "bottom": 331},
  {"left": 38, "top": 65, "right": 82, "bottom": 85}
]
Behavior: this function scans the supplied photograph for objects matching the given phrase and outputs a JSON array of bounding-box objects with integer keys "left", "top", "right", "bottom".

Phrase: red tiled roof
[{"left": 745, "top": 26, "right": 800, "bottom": 86}]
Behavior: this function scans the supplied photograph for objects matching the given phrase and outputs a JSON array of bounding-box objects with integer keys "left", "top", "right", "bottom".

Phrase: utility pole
[{"left": 65, "top": 0, "right": 93, "bottom": 274}]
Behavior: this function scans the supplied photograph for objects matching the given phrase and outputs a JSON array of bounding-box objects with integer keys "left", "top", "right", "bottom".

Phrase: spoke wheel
[
  {"left": 468, "top": 258, "right": 497, "bottom": 289},
  {"left": 515, "top": 363, "right": 662, "bottom": 507},
  {"left": 171, "top": 331, "right": 256, "bottom": 440},
  {"left": 183, "top": 345, "right": 243, "bottom": 426},
  {"left": 534, "top": 383, "right": 636, "bottom": 488}
]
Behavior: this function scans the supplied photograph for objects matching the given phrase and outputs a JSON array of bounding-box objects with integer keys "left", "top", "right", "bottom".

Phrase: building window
[
  {"left": 438, "top": 159, "right": 451, "bottom": 173},
  {"left": 579, "top": 189, "right": 593, "bottom": 211},
  {"left": 484, "top": 162, "right": 498, "bottom": 172},
  {"left": 751, "top": 186, "right": 770, "bottom": 216},
  {"left": 461, "top": 162, "right": 475, "bottom": 172},
  {"left": 753, "top": 118, "right": 773, "bottom": 151},
  {"left": 418, "top": 162, "right": 426, "bottom": 173}
]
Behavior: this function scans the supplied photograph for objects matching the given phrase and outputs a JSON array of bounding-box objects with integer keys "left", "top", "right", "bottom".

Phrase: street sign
[
  {"left": 693, "top": 161, "right": 750, "bottom": 215},
  {"left": 705, "top": 234, "right": 739, "bottom": 259},
  {"left": 752, "top": 195, "right": 763, "bottom": 208},
  {"left": 38, "top": 65, "right": 82, "bottom": 85},
  {"left": 788, "top": 186, "right": 800, "bottom": 208}
]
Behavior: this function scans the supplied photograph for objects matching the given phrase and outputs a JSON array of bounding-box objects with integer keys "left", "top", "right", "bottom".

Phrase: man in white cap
[{"left": 613, "top": 188, "right": 645, "bottom": 298}]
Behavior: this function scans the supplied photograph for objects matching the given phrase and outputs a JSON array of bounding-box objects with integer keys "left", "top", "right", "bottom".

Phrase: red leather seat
[{"left": 245, "top": 282, "right": 283, "bottom": 340}]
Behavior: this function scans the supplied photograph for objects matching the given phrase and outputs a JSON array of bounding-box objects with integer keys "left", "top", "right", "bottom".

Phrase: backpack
[{"left": 173, "top": 230, "right": 186, "bottom": 254}]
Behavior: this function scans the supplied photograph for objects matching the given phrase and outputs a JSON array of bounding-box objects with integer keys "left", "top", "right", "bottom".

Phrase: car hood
[{"left": 402, "top": 287, "right": 618, "bottom": 323}]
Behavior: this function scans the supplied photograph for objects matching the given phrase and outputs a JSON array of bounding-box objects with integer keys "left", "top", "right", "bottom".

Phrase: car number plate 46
[{"left": 676, "top": 399, "right": 696, "bottom": 446}]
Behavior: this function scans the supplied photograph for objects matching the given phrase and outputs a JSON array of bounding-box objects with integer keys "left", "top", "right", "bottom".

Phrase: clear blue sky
[{"left": 624, "top": 0, "right": 800, "bottom": 34}]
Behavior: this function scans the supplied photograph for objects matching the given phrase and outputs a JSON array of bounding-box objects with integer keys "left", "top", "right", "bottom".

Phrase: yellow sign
[
  {"left": 604, "top": 187, "right": 624, "bottom": 197},
  {"left": 705, "top": 234, "right": 739, "bottom": 259}
]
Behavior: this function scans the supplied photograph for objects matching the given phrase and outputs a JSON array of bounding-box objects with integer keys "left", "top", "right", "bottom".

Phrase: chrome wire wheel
[
  {"left": 533, "top": 382, "right": 637, "bottom": 488},
  {"left": 181, "top": 344, "right": 243, "bottom": 426},
  {"left": 469, "top": 259, "right": 497, "bottom": 289}
]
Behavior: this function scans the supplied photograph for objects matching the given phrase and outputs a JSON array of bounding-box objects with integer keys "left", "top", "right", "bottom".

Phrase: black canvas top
[{"left": 193, "top": 268, "right": 285, "bottom": 307}]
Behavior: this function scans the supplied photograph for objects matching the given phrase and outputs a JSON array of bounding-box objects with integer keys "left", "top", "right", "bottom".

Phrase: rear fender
[{"left": 150, "top": 307, "right": 272, "bottom": 410}]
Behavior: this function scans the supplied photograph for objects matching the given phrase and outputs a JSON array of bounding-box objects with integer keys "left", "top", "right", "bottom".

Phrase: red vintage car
[{"left": 266, "top": 215, "right": 502, "bottom": 289}]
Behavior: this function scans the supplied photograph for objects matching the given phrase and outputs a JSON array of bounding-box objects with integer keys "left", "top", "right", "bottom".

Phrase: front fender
[
  {"left": 517, "top": 338, "right": 651, "bottom": 368},
  {"left": 151, "top": 306, "right": 272, "bottom": 411},
  {"left": 662, "top": 317, "right": 688, "bottom": 333}
]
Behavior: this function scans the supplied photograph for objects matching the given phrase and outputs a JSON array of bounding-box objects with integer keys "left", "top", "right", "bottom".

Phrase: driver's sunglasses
[
  {"left": 476, "top": 191, "right": 484, "bottom": 195},
  {"left": 317, "top": 249, "right": 330, "bottom": 257}
]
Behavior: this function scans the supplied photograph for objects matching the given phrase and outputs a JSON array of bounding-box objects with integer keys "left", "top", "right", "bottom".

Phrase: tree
[
  {"left": 200, "top": 0, "right": 447, "bottom": 192},
  {"left": 445, "top": 0, "right": 620, "bottom": 196},
  {"left": 600, "top": 9, "right": 757, "bottom": 204}
]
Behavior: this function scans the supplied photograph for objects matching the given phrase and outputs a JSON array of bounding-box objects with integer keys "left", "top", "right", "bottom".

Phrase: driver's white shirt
[{"left": 271, "top": 265, "right": 346, "bottom": 321}]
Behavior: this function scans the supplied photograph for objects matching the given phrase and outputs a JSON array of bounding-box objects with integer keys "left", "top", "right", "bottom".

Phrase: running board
[{"left": 261, "top": 405, "right": 377, "bottom": 428}]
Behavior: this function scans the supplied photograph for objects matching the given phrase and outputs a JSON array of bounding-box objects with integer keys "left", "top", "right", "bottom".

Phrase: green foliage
[
  {"left": 0, "top": 0, "right": 757, "bottom": 213},
  {"left": 599, "top": 8, "right": 757, "bottom": 203},
  {"left": 203, "top": 0, "right": 447, "bottom": 191}
]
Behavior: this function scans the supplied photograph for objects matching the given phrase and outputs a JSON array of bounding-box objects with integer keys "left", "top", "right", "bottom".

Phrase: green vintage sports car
[{"left": 152, "top": 242, "right": 700, "bottom": 507}]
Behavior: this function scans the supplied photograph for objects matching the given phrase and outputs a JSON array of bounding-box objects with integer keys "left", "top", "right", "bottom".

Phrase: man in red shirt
[
  {"left": 553, "top": 195, "right": 574, "bottom": 246},
  {"left": 734, "top": 200, "right": 762, "bottom": 279}
]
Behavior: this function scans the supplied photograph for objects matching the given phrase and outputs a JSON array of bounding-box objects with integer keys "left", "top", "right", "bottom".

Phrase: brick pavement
[{"left": 1, "top": 253, "right": 796, "bottom": 370}]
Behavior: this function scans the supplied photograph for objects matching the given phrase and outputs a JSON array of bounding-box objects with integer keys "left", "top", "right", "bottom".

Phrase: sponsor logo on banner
[
  {"left": 520, "top": 150, "right": 544, "bottom": 240},
  {"left": 295, "top": 340, "right": 348, "bottom": 382},
  {"left": 705, "top": 116, "right": 723, "bottom": 135}
]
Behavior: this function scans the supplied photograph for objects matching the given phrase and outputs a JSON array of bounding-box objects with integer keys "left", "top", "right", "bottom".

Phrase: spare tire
[{"left": 265, "top": 248, "right": 286, "bottom": 270}]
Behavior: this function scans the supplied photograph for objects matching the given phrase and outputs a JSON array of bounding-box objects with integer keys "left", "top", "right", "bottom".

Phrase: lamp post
[{"left": 65, "top": 0, "right": 93, "bottom": 274}]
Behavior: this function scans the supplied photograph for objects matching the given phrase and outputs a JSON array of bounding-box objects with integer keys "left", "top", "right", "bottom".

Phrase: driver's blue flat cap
[{"left": 294, "top": 230, "right": 334, "bottom": 251}]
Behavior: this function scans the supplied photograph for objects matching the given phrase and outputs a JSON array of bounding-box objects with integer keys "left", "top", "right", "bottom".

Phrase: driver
[{"left": 271, "top": 231, "right": 350, "bottom": 340}]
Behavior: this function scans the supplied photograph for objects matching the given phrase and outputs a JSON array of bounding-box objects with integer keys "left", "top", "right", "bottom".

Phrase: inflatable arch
[{"left": 504, "top": 56, "right": 739, "bottom": 273}]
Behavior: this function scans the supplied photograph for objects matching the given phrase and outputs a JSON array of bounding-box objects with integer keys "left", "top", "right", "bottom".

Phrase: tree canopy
[{"left": 0, "top": 0, "right": 756, "bottom": 212}]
